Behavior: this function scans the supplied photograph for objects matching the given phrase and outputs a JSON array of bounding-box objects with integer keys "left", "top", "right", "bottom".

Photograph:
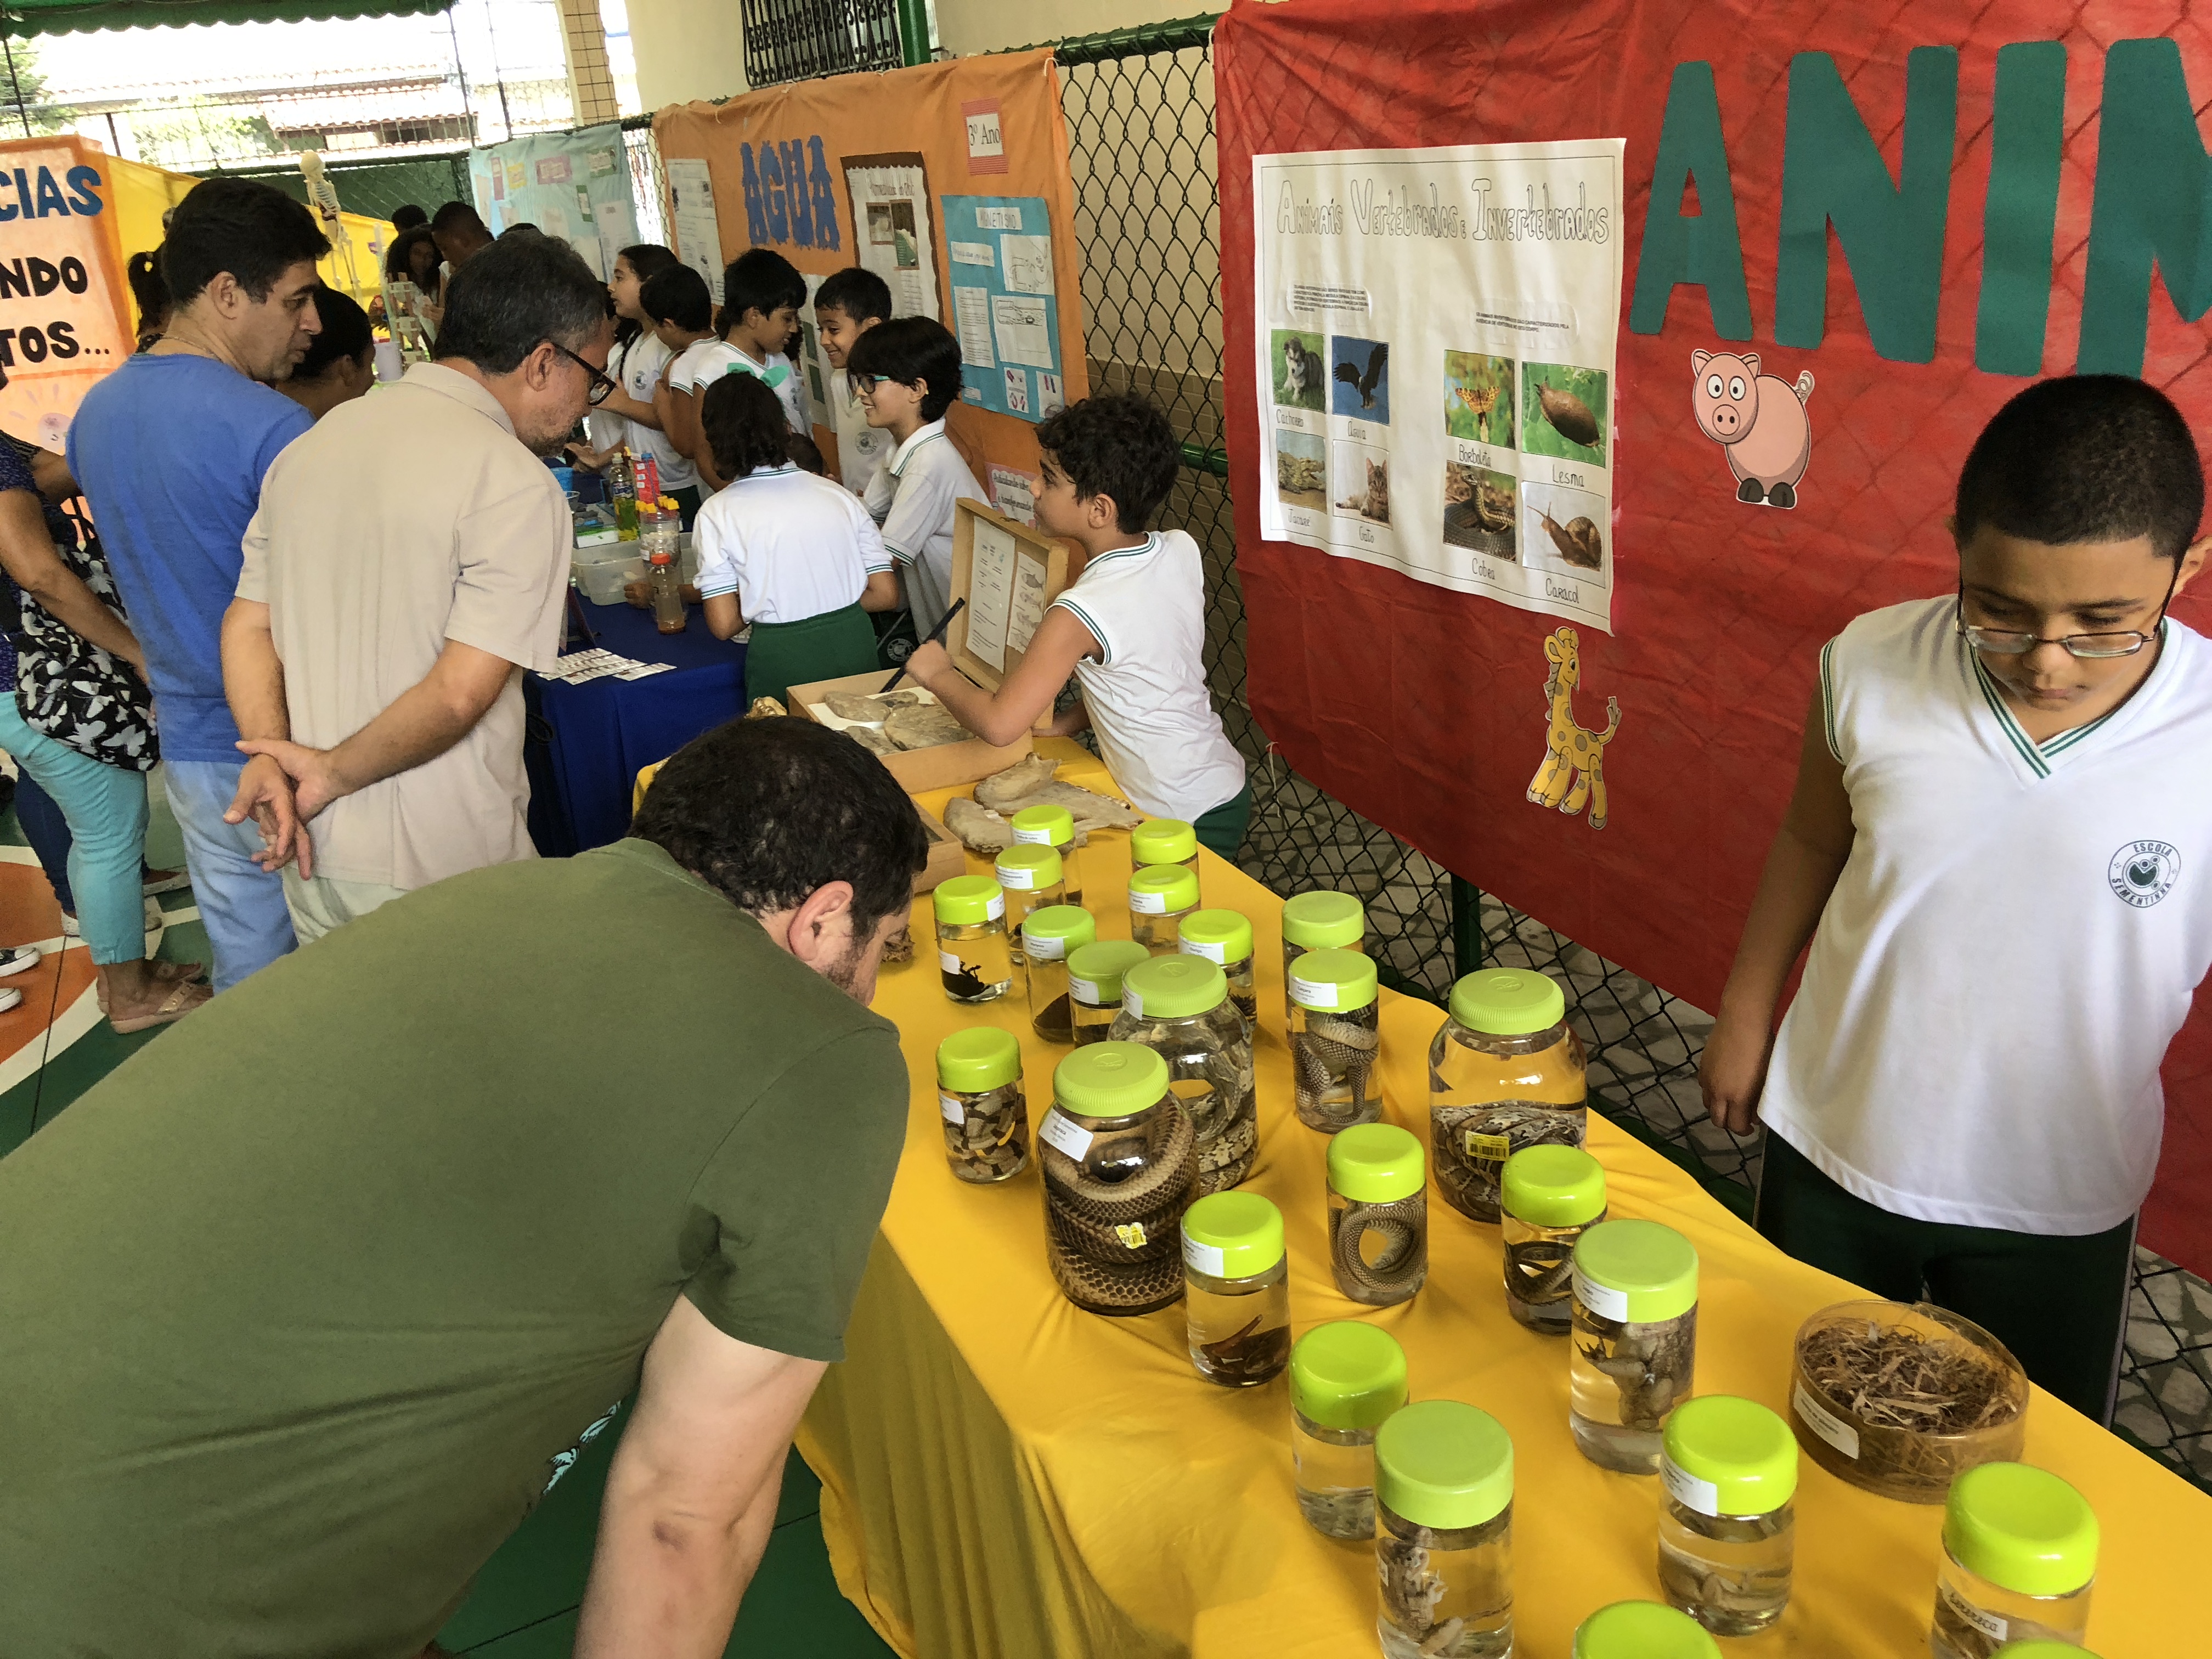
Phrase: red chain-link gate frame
[{"left": 1217, "top": 0, "right": 2212, "bottom": 1276}]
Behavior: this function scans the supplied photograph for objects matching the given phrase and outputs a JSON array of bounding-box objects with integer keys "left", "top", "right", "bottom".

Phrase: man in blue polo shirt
[{"left": 69, "top": 177, "right": 328, "bottom": 990}]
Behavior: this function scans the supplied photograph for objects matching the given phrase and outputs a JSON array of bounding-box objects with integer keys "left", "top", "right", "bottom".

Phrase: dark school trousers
[
  {"left": 1754, "top": 1132, "right": 2135, "bottom": 1423},
  {"left": 1194, "top": 781, "right": 1253, "bottom": 861}
]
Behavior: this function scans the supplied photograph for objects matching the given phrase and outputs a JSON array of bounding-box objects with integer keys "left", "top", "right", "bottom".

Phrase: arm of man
[
  {"left": 0, "top": 489, "right": 145, "bottom": 672},
  {"left": 1698, "top": 686, "right": 1855, "bottom": 1135},
  {"left": 572, "top": 1297, "right": 827, "bottom": 1658},
  {"left": 907, "top": 606, "right": 1099, "bottom": 748},
  {"left": 219, "top": 595, "right": 311, "bottom": 876}
]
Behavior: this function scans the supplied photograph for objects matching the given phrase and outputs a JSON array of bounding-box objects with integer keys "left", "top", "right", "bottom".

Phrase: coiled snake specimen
[
  {"left": 1430, "top": 1101, "right": 1585, "bottom": 1222},
  {"left": 1042, "top": 1102, "right": 1199, "bottom": 1313},
  {"left": 1330, "top": 1194, "right": 1427, "bottom": 1305},
  {"left": 1293, "top": 1013, "right": 1380, "bottom": 1130}
]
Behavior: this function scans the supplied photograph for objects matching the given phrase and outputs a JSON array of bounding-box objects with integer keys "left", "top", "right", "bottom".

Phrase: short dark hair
[
  {"left": 702, "top": 374, "right": 791, "bottom": 479},
  {"left": 641, "top": 264, "right": 712, "bottom": 332},
  {"left": 787, "top": 429, "right": 827, "bottom": 476},
  {"left": 433, "top": 235, "right": 608, "bottom": 376},
  {"left": 617, "top": 243, "right": 681, "bottom": 285},
  {"left": 845, "top": 317, "right": 963, "bottom": 422},
  {"left": 1036, "top": 393, "right": 1181, "bottom": 532},
  {"left": 720, "top": 247, "right": 804, "bottom": 331},
  {"left": 295, "top": 286, "right": 373, "bottom": 380},
  {"left": 816, "top": 266, "right": 891, "bottom": 325},
  {"left": 1957, "top": 376, "right": 2205, "bottom": 563},
  {"left": 164, "top": 178, "right": 330, "bottom": 305},
  {"left": 431, "top": 200, "right": 487, "bottom": 238},
  {"left": 390, "top": 204, "right": 428, "bottom": 232},
  {"left": 631, "top": 716, "right": 928, "bottom": 940},
  {"left": 383, "top": 225, "right": 439, "bottom": 284}
]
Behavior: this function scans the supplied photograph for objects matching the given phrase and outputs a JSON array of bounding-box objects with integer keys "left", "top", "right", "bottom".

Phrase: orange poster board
[
  {"left": 652, "top": 49, "right": 1087, "bottom": 496},
  {"left": 0, "top": 139, "right": 137, "bottom": 452}
]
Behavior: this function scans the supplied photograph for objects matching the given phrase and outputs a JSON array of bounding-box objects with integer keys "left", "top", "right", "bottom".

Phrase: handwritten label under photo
[{"left": 990, "top": 295, "right": 1056, "bottom": 368}]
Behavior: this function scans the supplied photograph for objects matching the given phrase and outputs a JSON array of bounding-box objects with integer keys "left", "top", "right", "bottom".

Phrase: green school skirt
[
  {"left": 1193, "top": 781, "right": 1253, "bottom": 861},
  {"left": 745, "top": 601, "right": 881, "bottom": 708}
]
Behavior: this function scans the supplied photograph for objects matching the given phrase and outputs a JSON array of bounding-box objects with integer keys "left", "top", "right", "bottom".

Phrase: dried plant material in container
[{"left": 1789, "top": 1300, "right": 2027, "bottom": 1503}]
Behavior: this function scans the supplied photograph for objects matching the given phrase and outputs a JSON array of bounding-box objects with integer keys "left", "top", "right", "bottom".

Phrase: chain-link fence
[{"left": 1049, "top": 12, "right": 2212, "bottom": 1490}]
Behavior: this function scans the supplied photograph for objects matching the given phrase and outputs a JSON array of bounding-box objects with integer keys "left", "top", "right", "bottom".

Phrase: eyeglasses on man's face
[
  {"left": 546, "top": 338, "right": 617, "bottom": 404},
  {"left": 1954, "top": 567, "right": 2176, "bottom": 661}
]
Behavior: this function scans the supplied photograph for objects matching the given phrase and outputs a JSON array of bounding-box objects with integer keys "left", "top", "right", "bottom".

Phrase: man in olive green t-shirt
[{"left": 0, "top": 718, "right": 927, "bottom": 1659}]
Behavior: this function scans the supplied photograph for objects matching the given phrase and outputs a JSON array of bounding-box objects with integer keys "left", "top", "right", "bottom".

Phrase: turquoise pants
[{"left": 0, "top": 697, "right": 148, "bottom": 966}]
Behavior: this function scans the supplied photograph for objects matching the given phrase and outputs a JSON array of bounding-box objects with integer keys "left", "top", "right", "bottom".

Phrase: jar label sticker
[
  {"left": 938, "top": 949, "right": 964, "bottom": 974},
  {"left": 1181, "top": 937, "right": 1228, "bottom": 964},
  {"left": 1037, "top": 1108, "right": 1093, "bottom": 1159},
  {"left": 982, "top": 891, "right": 1006, "bottom": 920},
  {"left": 1026, "top": 934, "right": 1068, "bottom": 961},
  {"left": 997, "top": 865, "right": 1036, "bottom": 890},
  {"left": 1938, "top": 1580, "right": 2008, "bottom": 1641},
  {"left": 1572, "top": 1267, "right": 1629, "bottom": 1323},
  {"left": 1013, "top": 823, "right": 1056, "bottom": 844},
  {"left": 1465, "top": 1130, "right": 1513, "bottom": 1161},
  {"left": 1068, "top": 975, "right": 1099, "bottom": 1002},
  {"left": 1129, "top": 888, "right": 1169, "bottom": 915},
  {"left": 1661, "top": 1455, "right": 1722, "bottom": 1518},
  {"left": 939, "top": 1093, "right": 966, "bottom": 1125},
  {"left": 1114, "top": 1221, "right": 1149, "bottom": 1250},
  {"left": 1791, "top": 1381, "right": 1860, "bottom": 1460},
  {"left": 1182, "top": 1234, "right": 1225, "bottom": 1275},
  {"left": 1289, "top": 973, "right": 1337, "bottom": 1009},
  {"left": 1124, "top": 986, "right": 1144, "bottom": 1018}
]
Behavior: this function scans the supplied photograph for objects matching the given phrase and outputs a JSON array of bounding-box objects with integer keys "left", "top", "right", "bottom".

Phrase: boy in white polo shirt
[
  {"left": 1702, "top": 375, "right": 2212, "bottom": 1420},
  {"left": 844, "top": 316, "right": 985, "bottom": 642},
  {"left": 663, "top": 250, "right": 806, "bottom": 490},
  {"left": 812, "top": 266, "right": 893, "bottom": 500},
  {"left": 904, "top": 393, "right": 1249, "bottom": 854}
]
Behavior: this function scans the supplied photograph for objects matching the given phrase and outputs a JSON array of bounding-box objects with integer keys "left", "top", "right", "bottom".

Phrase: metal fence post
[
  {"left": 1449, "top": 876, "right": 1483, "bottom": 979},
  {"left": 896, "top": 0, "right": 932, "bottom": 66}
]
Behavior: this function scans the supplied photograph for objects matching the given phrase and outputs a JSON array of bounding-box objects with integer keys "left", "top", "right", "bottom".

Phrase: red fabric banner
[{"left": 1217, "top": 0, "right": 2212, "bottom": 1273}]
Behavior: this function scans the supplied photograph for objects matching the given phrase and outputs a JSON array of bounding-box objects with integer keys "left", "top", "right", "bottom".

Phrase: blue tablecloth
[{"left": 527, "top": 595, "right": 747, "bottom": 854}]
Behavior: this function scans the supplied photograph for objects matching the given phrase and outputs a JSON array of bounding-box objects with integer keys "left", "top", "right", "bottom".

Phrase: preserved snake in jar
[
  {"left": 1039, "top": 1043, "right": 1197, "bottom": 1316},
  {"left": 1929, "top": 1464, "right": 2096, "bottom": 1659},
  {"left": 1281, "top": 889, "right": 1367, "bottom": 1029},
  {"left": 1127, "top": 861, "right": 1199, "bottom": 954},
  {"left": 1657, "top": 1396, "right": 1797, "bottom": 1635},
  {"left": 933, "top": 875, "right": 1011, "bottom": 1005},
  {"left": 1130, "top": 816, "right": 1200, "bottom": 879},
  {"left": 1177, "top": 908, "right": 1256, "bottom": 1029},
  {"left": 1325, "top": 1122, "right": 1426, "bottom": 1307},
  {"left": 935, "top": 1027, "right": 1029, "bottom": 1183},
  {"left": 1182, "top": 1190, "right": 1290, "bottom": 1387},
  {"left": 994, "top": 843, "right": 1066, "bottom": 968},
  {"left": 1022, "top": 905, "right": 1094, "bottom": 1044},
  {"left": 1289, "top": 947, "right": 1382, "bottom": 1131},
  {"left": 1068, "top": 939, "right": 1150, "bottom": 1047},
  {"left": 1290, "top": 1321, "right": 1407, "bottom": 1540},
  {"left": 1010, "top": 803, "right": 1082, "bottom": 909},
  {"left": 1499, "top": 1145, "right": 1607, "bottom": 1333},
  {"left": 1112, "top": 955, "right": 1257, "bottom": 1194},
  {"left": 1429, "top": 968, "right": 1585, "bottom": 1222}
]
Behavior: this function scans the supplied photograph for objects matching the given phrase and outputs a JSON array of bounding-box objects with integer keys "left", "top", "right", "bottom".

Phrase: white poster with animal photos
[{"left": 1252, "top": 139, "right": 1626, "bottom": 633}]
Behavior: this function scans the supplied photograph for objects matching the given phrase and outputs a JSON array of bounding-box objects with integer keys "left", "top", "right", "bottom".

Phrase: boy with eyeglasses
[{"left": 1701, "top": 375, "right": 2212, "bottom": 1421}]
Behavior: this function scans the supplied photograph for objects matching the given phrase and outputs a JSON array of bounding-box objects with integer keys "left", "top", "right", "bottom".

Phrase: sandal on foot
[
  {"left": 109, "top": 976, "right": 212, "bottom": 1034},
  {"left": 97, "top": 959, "right": 204, "bottom": 1016}
]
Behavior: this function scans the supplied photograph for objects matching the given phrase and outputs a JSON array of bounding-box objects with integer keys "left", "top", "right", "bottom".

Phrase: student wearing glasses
[
  {"left": 1701, "top": 376, "right": 2212, "bottom": 1423},
  {"left": 218, "top": 236, "right": 614, "bottom": 942}
]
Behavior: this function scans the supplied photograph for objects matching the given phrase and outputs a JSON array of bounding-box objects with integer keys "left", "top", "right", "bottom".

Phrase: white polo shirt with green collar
[
  {"left": 1762, "top": 595, "right": 2212, "bottom": 1235},
  {"left": 864, "top": 416, "right": 984, "bottom": 640}
]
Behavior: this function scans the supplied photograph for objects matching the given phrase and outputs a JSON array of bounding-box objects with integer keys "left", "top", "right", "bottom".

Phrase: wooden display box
[
  {"left": 787, "top": 669, "right": 1033, "bottom": 793},
  {"left": 945, "top": 499, "right": 1074, "bottom": 692},
  {"left": 913, "top": 805, "right": 967, "bottom": 893}
]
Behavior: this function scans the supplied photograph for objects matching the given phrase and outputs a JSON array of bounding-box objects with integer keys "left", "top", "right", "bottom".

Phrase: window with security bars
[{"left": 742, "top": 0, "right": 904, "bottom": 88}]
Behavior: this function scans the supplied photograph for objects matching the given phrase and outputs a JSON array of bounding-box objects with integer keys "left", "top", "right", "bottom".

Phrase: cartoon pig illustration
[{"left": 1691, "top": 350, "right": 1815, "bottom": 508}]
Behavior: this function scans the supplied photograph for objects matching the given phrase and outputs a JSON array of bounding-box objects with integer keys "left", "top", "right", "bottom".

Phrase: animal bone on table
[{"left": 971, "top": 756, "right": 1142, "bottom": 831}]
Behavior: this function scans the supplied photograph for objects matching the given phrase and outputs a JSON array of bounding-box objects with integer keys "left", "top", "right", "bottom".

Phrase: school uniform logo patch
[{"left": 2109, "top": 840, "right": 2180, "bottom": 908}]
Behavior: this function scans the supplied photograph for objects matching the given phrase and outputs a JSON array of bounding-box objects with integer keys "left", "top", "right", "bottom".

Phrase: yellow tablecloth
[{"left": 798, "top": 740, "right": 2207, "bottom": 1659}]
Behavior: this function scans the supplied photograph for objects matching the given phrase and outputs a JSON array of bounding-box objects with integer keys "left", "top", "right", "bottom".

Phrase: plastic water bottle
[
  {"left": 648, "top": 549, "right": 686, "bottom": 634},
  {"left": 645, "top": 495, "right": 680, "bottom": 565},
  {"left": 610, "top": 447, "right": 639, "bottom": 541}
]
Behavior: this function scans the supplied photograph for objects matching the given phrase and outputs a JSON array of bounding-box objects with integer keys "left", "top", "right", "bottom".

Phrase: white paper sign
[
  {"left": 1791, "top": 1382, "right": 1861, "bottom": 1460},
  {"left": 953, "top": 285, "right": 997, "bottom": 370},
  {"left": 1006, "top": 549, "right": 1049, "bottom": 656},
  {"left": 1571, "top": 1267, "right": 1629, "bottom": 1323},
  {"left": 989, "top": 464, "right": 1037, "bottom": 526},
  {"left": 964, "top": 518, "right": 1018, "bottom": 673},
  {"left": 991, "top": 294, "right": 1055, "bottom": 368},
  {"left": 846, "top": 162, "right": 941, "bottom": 321},
  {"left": 975, "top": 205, "right": 1023, "bottom": 231},
  {"left": 939, "top": 1092, "right": 967, "bottom": 1124},
  {"left": 664, "top": 157, "right": 724, "bottom": 302},
  {"left": 951, "top": 240, "right": 995, "bottom": 267},
  {"left": 1661, "top": 1457, "right": 1722, "bottom": 1518},
  {"left": 1000, "top": 233, "right": 1054, "bottom": 295},
  {"left": 1037, "top": 1108, "right": 1093, "bottom": 1159}
]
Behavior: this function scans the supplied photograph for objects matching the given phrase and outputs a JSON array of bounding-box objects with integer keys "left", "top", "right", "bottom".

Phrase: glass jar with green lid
[
  {"left": 1657, "top": 1395, "right": 1796, "bottom": 1635},
  {"left": 1429, "top": 967, "right": 1587, "bottom": 1223},
  {"left": 1011, "top": 803, "right": 1081, "bottom": 907},
  {"left": 994, "top": 843, "right": 1066, "bottom": 968},
  {"left": 1023, "top": 905, "right": 1095, "bottom": 1043},
  {"left": 1499, "top": 1145, "right": 1607, "bottom": 1333},
  {"left": 1570, "top": 1218, "right": 1699, "bottom": 1474},
  {"left": 1131, "top": 815, "right": 1200, "bottom": 877},
  {"left": 1038, "top": 1043, "right": 1197, "bottom": 1317},
  {"left": 1572, "top": 1601, "right": 1721, "bottom": 1659},
  {"left": 1326, "top": 1122, "right": 1426, "bottom": 1307},
  {"left": 1181, "top": 1190, "right": 1290, "bottom": 1387},
  {"left": 1113, "top": 955, "right": 1256, "bottom": 1195},
  {"left": 1289, "top": 947, "right": 1383, "bottom": 1131},
  {"left": 935, "top": 1027, "right": 1029, "bottom": 1184},
  {"left": 1178, "top": 908, "right": 1256, "bottom": 1027},
  {"left": 934, "top": 875, "right": 1011, "bottom": 1004},
  {"left": 1375, "top": 1401, "right": 1515, "bottom": 1659},
  {"left": 1068, "top": 939, "right": 1150, "bottom": 1045},
  {"left": 1280, "top": 891, "right": 1367, "bottom": 1026},
  {"left": 1127, "top": 862, "right": 1200, "bottom": 954},
  {"left": 1992, "top": 1645, "right": 2102, "bottom": 1658},
  {"left": 1931, "top": 1464, "right": 2097, "bottom": 1658},
  {"left": 1290, "top": 1321, "right": 1408, "bottom": 1540}
]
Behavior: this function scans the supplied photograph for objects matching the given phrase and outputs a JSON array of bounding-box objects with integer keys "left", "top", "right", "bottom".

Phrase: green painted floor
[{"left": 0, "top": 773, "right": 895, "bottom": 1659}]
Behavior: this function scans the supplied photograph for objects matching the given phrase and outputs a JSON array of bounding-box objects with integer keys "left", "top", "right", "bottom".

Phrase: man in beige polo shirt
[{"left": 220, "top": 236, "right": 616, "bottom": 938}]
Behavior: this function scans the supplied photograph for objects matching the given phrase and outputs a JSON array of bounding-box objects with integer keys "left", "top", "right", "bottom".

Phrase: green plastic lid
[
  {"left": 936, "top": 1026, "right": 1022, "bottom": 1094},
  {"left": 1010, "top": 803, "right": 1075, "bottom": 848},
  {"left": 1944, "top": 1463, "right": 2100, "bottom": 1598},
  {"left": 1572, "top": 1219, "right": 1699, "bottom": 1323},
  {"left": 1177, "top": 909, "right": 1253, "bottom": 966},
  {"left": 1994, "top": 1646, "right": 2102, "bottom": 1658},
  {"left": 1123, "top": 954, "right": 1226, "bottom": 1019},
  {"left": 1290, "top": 1321, "right": 1408, "bottom": 1431},
  {"left": 1182, "top": 1189, "right": 1284, "bottom": 1279},
  {"left": 1130, "top": 817, "right": 1198, "bottom": 864},
  {"left": 1572, "top": 1601, "right": 1722, "bottom": 1659},
  {"left": 1289, "top": 947, "right": 1378, "bottom": 1012},
  {"left": 1661, "top": 1396, "right": 1797, "bottom": 1516},
  {"left": 1021, "top": 905, "right": 1096, "bottom": 962},
  {"left": 1283, "top": 890, "right": 1365, "bottom": 949},
  {"left": 934, "top": 874, "right": 1005, "bottom": 926},
  {"left": 1066, "top": 939, "right": 1151, "bottom": 1003},
  {"left": 1054, "top": 1042, "right": 1170, "bottom": 1120},
  {"left": 1328, "top": 1122, "right": 1424, "bottom": 1204},
  {"left": 1128, "top": 862, "right": 1200, "bottom": 914},
  {"left": 994, "top": 843, "right": 1064, "bottom": 891},
  {"left": 1449, "top": 967, "right": 1566, "bottom": 1035},
  {"left": 1374, "top": 1400, "right": 1513, "bottom": 1532},
  {"left": 1501, "top": 1145, "right": 1606, "bottom": 1228}
]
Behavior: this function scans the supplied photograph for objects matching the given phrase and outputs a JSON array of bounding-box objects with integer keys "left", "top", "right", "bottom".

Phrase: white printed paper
[
  {"left": 1006, "top": 549, "right": 1049, "bottom": 656},
  {"left": 1571, "top": 1267, "right": 1629, "bottom": 1323},
  {"left": 940, "top": 1092, "right": 967, "bottom": 1124},
  {"left": 845, "top": 162, "right": 941, "bottom": 321},
  {"left": 975, "top": 204, "right": 1022, "bottom": 231},
  {"left": 1037, "top": 371, "right": 1065, "bottom": 417},
  {"left": 953, "top": 285, "right": 997, "bottom": 370},
  {"left": 1000, "top": 233, "right": 1054, "bottom": 295},
  {"left": 1025, "top": 932, "right": 1069, "bottom": 961},
  {"left": 1289, "top": 974, "right": 1336, "bottom": 1009},
  {"left": 1037, "top": 1108, "right": 1094, "bottom": 1159},
  {"left": 963, "top": 518, "right": 1018, "bottom": 673},
  {"left": 1661, "top": 1458, "right": 1722, "bottom": 1518},
  {"left": 1182, "top": 937, "right": 1228, "bottom": 965},
  {"left": 1253, "top": 140, "right": 1624, "bottom": 633},
  {"left": 951, "top": 241, "right": 995, "bottom": 267},
  {"left": 1130, "top": 888, "right": 1169, "bottom": 916},
  {"left": 1791, "top": 1382, "right": 1861, "bottom": 1460},
  {"left": 1003, "top": 367, "right": 1031, "bottom": 415},
  {"left": 989, "top": 464, "right": 1038, "bottom": 526},
  {"left": 991, "top": 294, "right": 1056, "bottom": 368},
  {"left": 664, "top": 157, "right": 724, "bottom": 302},
  {"left": 1182, "top": 1234, "right": 1227, "bottom": 1276},
  {"left": 1937, "top": 1582, "right": 2008, "bottom": 1642}
]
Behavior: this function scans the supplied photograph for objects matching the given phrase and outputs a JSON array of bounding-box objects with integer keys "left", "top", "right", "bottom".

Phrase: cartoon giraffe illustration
[{"left": 1527, "top": 626, "right": 1621, "bottom": 829}]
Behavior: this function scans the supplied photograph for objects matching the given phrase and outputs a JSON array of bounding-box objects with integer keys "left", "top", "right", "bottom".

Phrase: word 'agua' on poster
[{"left": 1253, "top": 140, "right": 1626, "bottom": 633}]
